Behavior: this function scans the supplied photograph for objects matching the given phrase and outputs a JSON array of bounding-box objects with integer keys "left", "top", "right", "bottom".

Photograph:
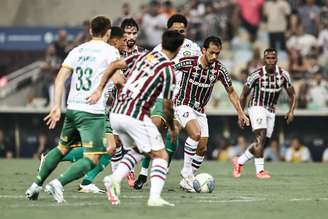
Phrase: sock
[
  {"left": 62, "top": 147, "right": 84, "bottom": 162},
  {"left": 58, "top": 157, "right": 95, "bottom": 186},
  {"left": 192, "top": 154, "right": 204, "bottom": 174},
  {"left": 112, "top": 150, "right": 144, "bottom": 183},
  {"left": 35, "top": 147, "right": 64, "bottom": 186},
  {"left": 165, "top": 131, "right": 178, "bottom": 166},
  {"left": 111, "top": 145, "right": 123, "bottom": 172},
  {"left": 181, "top": 137, "right": 198, "bottom": 177},
  {"left": 238, "top": 149, "right": 254, "bottom": 165},
  {"left": 140, "top": 157, "right": 151, "bottom": 176},
  {"left": 81, "top": 154, "right": 111, "bottom": 185},
  {"left": 150, "top": 158, "right": 168, "bottom": 199},
  {"left": 254, "top": 158, "right": 264, "bottom": 173}
]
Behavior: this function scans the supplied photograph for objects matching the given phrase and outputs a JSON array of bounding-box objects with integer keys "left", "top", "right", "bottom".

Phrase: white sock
[
  {"left": 181, "top": 138, "right": 198, "bottom": 177},
  {"left": 254, "top": 158, "right": 264, "bottom": 173},
  {"left": 111, "top": 145, "right": 123, "bottom": 172},
  {"left": 112, "top": 150, "right": 143, "bottom": 183},
  {"left": 150, "top": 158, "right": 168, "bottom": 199},
  {"left": 192, "top": 154, "right": 204, "bottom": 174},
  {"left": 140, "top": 167, "right": 148, "bottom": 176},
  {"left": 238, "top": 149, "right": 254, "bottom": 165}
]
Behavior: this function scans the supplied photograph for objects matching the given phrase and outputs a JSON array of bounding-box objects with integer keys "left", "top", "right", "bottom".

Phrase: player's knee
[
  {"left": 190, "top": 132, "right": 201, "bottom": 141},
  {"left": 85, "top": 154, "right": 100, "bottom": 165},
  {"left": 196, "top": 145, "right": 207, "bottom": 156},
  {"left": 150, "top": 149, "right": 168, "bottom": 161},
  {"left": 57, "top": 145, "right": 69, "bottom": 155}
]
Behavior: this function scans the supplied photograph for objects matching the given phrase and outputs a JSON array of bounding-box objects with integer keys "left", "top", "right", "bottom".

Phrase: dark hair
[
  {"left": 167, "top": 14, "right": 188, "bottom": 28},
  {"left": 121, "top": 18, "right": 139, "bottom": 31},
  {"left": 90, "top": 16, "right": 111, "bottom": 37},
  {"left": 161, "top": 30, "right": 184, "bottom": 52},
  {"left": 203, "top": 36, "right": 222, "bottom": 49},
  {"left": 110, "top": 26, "right": 124, "bottom": 39},
  {"left": 264, "top": 48, "right": 277, "bottom": 56}
]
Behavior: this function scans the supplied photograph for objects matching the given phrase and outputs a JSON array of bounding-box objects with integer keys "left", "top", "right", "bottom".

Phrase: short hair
[
  {"left": 110, "top": 26, "right": 124, "bottom": 39},
  {"left": 90, "top": 16, "right": 111, "bottom": 37},
  {"left": 161, "top": 30, "right": 184, "bottom": 52},
  {"left": 264, "top": 48, "right": 277, "bottom": 56},
  {"left": 167, "top": 14, "right": 188, "bottom": 28},
  {"left": 203, "top": 36, "right": 222, "bottom": 49},
  {"left": 121, "top": 18, "right": 139, "bottom": 31}
]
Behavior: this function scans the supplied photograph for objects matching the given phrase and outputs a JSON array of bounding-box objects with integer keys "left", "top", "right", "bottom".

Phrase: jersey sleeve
[
  {"left": 161, "top": 65, "right": 176, "bottom": 100},
  {"left": 106, "top": 47, "right": 120, "bottom": 65},
  {"left": 62, "top": 48, "right": 76, "bottom": 70},
  {"left": 218, "top": 65, "right": 232, "bottom": 89},
  {"left": 246, "top": 71, "right": 260, "bottom": 88},
  {"left": 281, "top": 69, "right": 292, "bottom": 88}
]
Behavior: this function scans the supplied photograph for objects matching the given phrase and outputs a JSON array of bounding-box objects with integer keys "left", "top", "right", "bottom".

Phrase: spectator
[
  {"left": 322, "top": 146, "right": 328, "bottom": 162},
  {"left": 72, "top": 20, "right": 91, "bottom": 47},
  {"left": 141, "top": 0, "right": 167, "bottom": 48},
  {"left": 33, "top": 134, "right": 49, "bottom": 159},
  {"left": 230, "top": 136, "right": 248, "bottom": 158},
  {"left": 113, "top": 2, "right": 132, "bottom": 26},
  {"left": 264, "top": 138, "right": 285, "bottom": 161},
  {"left": 0, "top": 129, "right": 14, "bottom": 159},
  {"left": 161, "top": 1, "right": 176, "bottom": 18},
  {"left": 285, "top": 137, "right": 312, "bottom": 162},
  {"left": 263, "top": 0, "right": 291, "bottom": 51},
  {"left": 52, "top": 29, "right": 69, "bottom": 62},
  {"left": 297, "top": 0, "right": 320, "bottom": 36},
  {"left": 211, "top": 137, "right": 234, "bottom": 161},
  {"left": 288, "top": 49, "right": 308, "bottom": 80},
  {"left": 247, "top": 47, "right": 262, "bottom": 73},
  {"left": 306, "top": 71, "right": 328, "bottom": 109}
]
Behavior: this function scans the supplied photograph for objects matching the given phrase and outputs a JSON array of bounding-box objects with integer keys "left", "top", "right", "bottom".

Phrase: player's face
[
  {"left": 123, "top": 26, "right": 138, "bottom": 48},
  {"left": 264, "top": 52, "right": 277, "bottom": 70},
  {"left": 203, "top": 43, "right": 221, "bottom": 64},
  {"left": 169, "top": 22, "right": 187, "bottom": 37}
]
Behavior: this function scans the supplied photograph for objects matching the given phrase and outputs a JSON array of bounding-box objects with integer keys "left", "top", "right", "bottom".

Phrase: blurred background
[{"left": 0, "top": 0, "right": 327, "bottom": 163}]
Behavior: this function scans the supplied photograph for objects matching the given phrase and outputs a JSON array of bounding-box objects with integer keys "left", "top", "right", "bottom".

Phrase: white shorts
[
  {"left": 110, "top": 113, "right": 165, "bottom": 153},
  {"left": 248, "top": 106, "right": 275, "bottom": 138},
  {"left": 175, "top": 105, "right": 209, "bottom": 137}
]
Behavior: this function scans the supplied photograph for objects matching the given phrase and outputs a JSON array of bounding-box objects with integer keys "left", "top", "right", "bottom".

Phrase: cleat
[
  {"left": 127, "top": 172, "right": 136, "bottom": 188},
  {"left": 25, "top": 182, "right": 42, "bottom": 200},
  {"left": 256, "top": 170, "right": 271, "bottom": 179},
  {"left": 147, "top": 197, "right": 175, "bottom": 207},
  {"left": 104, "top": 175, "right": 120, "bottom": 205},
  {"left": 232, "top": 157, "right": 244, "bottom": 178},
  {"left": 78, "top": 184, "right": 105, "bottom": 194},
  {"left": 179, "top": 175, "right": 195, "bottom": 193},
  {"left": 133, "top": 174, "right": 147, "bottom": 190},
  {"left": 44, "top": 179, "right": 65, "bottom": 203}
]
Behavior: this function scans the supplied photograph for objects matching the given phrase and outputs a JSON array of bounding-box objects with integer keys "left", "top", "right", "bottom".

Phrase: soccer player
[
  {"left": 87, "top": 30, "right": 184, "bottom": 206},
  {"left": 25, "top": 16, "right": 120, "bottom": 203},
  {"left": 233, "top": 48, "right": 296, "bottom": 179},
  {"left": 175, "top": 36, "right": 249, "bottom": 192},
  {"left": 134, "top": 14, "right": 202, "bottom": 190}
]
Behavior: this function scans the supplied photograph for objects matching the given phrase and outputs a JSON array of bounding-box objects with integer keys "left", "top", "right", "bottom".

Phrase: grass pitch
[{"left": 0, "top": 159, "right": 327, "bottom": 219}]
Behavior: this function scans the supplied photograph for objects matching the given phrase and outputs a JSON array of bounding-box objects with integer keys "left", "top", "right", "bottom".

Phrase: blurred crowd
[{"left": 31, "top": 0, "right": 328, "bottom": 110}]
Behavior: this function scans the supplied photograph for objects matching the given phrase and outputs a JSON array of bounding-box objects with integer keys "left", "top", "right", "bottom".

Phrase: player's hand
[
  {"left": 238, "top": 112, "right": 250, "bottom": 129},
  {"left": 285, "top": 111, "right": 294, "bottom": 124},
  {"left": 86, "top": 88, "right": 102, "bottom": 105},
  {"left": 43, "top": 106, "right": 61, "bottom": 129},
  {"left": 106, "top": 145, "right": 116, "bottom": 155}
]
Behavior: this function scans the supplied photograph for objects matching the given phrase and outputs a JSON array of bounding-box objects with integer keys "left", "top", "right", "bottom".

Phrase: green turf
[{"left": 0, "top": 159, "right": 327, "bottom": 219}]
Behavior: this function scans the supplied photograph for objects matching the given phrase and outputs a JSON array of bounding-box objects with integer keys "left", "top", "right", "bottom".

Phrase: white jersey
[
  {"left": 153, "top": 38, "right": 201, "bottom": 98},
  {"left": 63, "top": 39, "right": 120, "bottom": 114}
]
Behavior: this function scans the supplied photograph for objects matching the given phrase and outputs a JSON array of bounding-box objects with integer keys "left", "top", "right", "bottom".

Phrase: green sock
[
  {"left": 81, "top": 154, "right": 111, "bottom": 185},
  {"left": 165, "top": 131, "right": 179, "bottom": 166},
  {"left": 35, "top": 147, "right": 64, "bottom": 186},
  {"left": 62, "top": 147, "right": 84, "bottom": 162},
  {"left": 58, "top": 158, "right": 95, "bottom": 186},
  {"left": 141, "top": 157, "right": 151, "bottom": 169}
]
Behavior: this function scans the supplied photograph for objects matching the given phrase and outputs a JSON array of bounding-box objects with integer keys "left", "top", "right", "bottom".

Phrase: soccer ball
[{"left": 193, "top": 173, "right": 215, "bottom": 193}]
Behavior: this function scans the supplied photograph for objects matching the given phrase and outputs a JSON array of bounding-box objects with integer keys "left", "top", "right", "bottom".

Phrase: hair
[
  {"left": 121, "top": 18, "right": 139, "bottom": 31},
  {"left": 264, "top": 48, "right": 277, "bottom": 56},
  {"left": 90, "top": 16, "right": 111, "bottom": 37},
  {"left": 110, "top": 26, "right": 124, "bottom": 39},
  {"left": 167, "top": 14, "right": 188, "bottom": 28},
  {"left": 161, "top": 30, "right": 184, "bottom": 52},
  {"left": 203, "top": 36, "right": 222, "bottom": 49}
]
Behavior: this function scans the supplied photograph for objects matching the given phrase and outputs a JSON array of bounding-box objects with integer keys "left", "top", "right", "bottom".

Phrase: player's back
[
  {"left": 65, "top": 40, "right": 120, "bottom": 114},
  {"left": 112, "top": 50, "right": 175, "bottom": 120}
]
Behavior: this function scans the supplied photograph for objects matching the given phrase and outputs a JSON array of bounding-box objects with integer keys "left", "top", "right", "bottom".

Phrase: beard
[{"left": 127, "top": 39, "right": 136, "bottom": 48}]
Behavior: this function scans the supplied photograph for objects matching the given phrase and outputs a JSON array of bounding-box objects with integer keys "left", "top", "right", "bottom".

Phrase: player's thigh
[
  {"left": 248, "top": 106, "right": 267, "bottom": 131},
  {"left": 196, "top": 112, "right": 209, "bottom": 137},
  {"left": 150, "top": 98, "right": 167, "bottom": 129},
  {"left": 110, "top": 113, "right": 136, "bottom": 150},
  {"left": 59, "top": 110, "right": 81, "bottom": 150},
  {"left": 266, "top": 111, "right": 276, "bottom": 138},
  {"left": 78, "top": 112, "right": 106, "bottom": 155},
  {"left": 175, "top": 105, "right": 200, "bottom": 135}
]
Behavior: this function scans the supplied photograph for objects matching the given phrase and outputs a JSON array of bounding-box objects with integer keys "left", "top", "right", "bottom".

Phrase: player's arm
[
  {"left": 87, "top": 59, "right": 127, "bottom": 104},
  {"left": 285, "top": 86, "right": 296, "bottom": 124},
  {"left": 240, "top": 85, "right": 251, "bottom": 110},
  {"left": 44, "top": 66, "right": 72, "bottom": 129}
]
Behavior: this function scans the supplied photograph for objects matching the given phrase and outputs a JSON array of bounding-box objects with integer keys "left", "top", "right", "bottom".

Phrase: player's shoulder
[
  {"left": 183, "top": 38, "right": 200, "bottom": 49},
  {"left": 153, "top": 44, "right": 162, "bottom": 52},
  {"left": 176, "top": 56, "right": 198, "bottom": 67},
  {"left": 249, "top": 67, "right": 262, "bottom": 77}
]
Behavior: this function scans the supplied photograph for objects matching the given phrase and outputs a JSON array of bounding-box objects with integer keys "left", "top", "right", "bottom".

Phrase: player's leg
[
  {"left": 62, "top": 146, "right": 83, "bottom": 162},
  {"left": 25, "top": 110, "right": 78, "bottom": 200},
  {"left": 111, "top": 134, "right": 123, "bottom": 172}
]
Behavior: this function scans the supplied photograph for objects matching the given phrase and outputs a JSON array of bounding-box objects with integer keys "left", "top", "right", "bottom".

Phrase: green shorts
[
  {"left": 59, "top": 109, "right": 106, "bottom": 154},
  {"left": 150, "top": 98, "right": 167, "bottom": 124},
  {"left": 105, "top": 110, "right": 113, "bottom": 134}
]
